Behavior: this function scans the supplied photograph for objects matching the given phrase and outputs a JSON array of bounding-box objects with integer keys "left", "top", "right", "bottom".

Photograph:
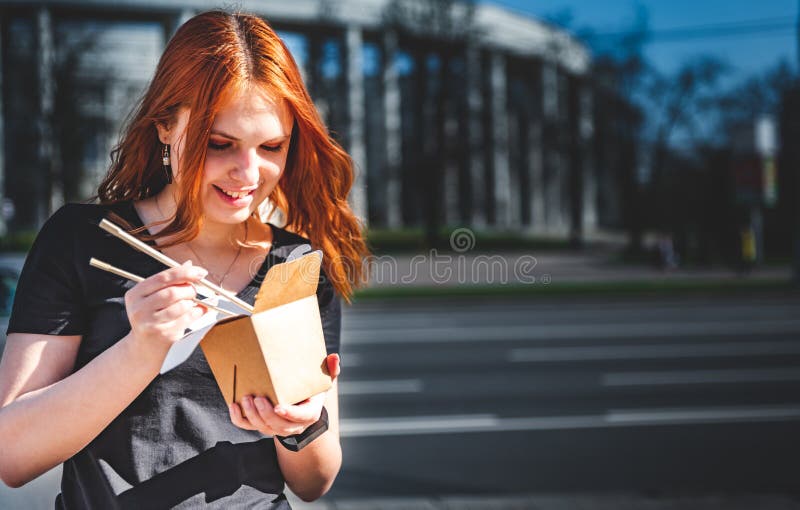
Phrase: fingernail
[
  {"left": 254, "top": 398, "right": 265, "bottom": 410},
  {"left": 274, "top": 406, "right": 285, "bottom": 415}
]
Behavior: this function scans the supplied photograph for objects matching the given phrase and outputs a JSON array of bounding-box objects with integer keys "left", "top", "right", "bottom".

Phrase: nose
[{"left": 230, "top": 147, "right": 261, "bottom": 184}]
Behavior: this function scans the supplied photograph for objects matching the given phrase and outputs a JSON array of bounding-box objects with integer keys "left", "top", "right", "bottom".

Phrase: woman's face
[{"left": 160, "top": 88, "right": 294, "bottom": 226}]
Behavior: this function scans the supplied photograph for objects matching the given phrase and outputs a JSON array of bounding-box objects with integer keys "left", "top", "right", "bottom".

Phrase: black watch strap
[{"left": 276, "top": 406, "right": 329, "bottom": 452}]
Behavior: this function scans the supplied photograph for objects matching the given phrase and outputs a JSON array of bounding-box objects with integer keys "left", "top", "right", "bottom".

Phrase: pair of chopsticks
[
  {"left": 95, "top": 218, "right": 255, "bottom": 315},
  {"left": 89, "top": 258, "right": 237, "bottom": 317}
]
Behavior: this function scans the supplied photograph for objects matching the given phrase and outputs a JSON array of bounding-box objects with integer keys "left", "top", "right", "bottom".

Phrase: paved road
[
  {"left": 328, "top": 294, "right": 800, "bottom": 501},
  {"left": 3, "top": 293, "right": 800, "bottom": 508}
]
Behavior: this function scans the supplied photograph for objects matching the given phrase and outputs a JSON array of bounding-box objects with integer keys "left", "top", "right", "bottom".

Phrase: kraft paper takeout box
[{"left": 195, "top": 251, "right": 332, "bottom": 407}]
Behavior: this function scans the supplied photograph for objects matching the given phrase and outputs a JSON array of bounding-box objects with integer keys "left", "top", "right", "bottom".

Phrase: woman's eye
[
  {"left": 208, "top": 141, "right": 231, "bottom": 151},
  {"left": 261, "top": 144, "right": 283, "bottom": 153}
]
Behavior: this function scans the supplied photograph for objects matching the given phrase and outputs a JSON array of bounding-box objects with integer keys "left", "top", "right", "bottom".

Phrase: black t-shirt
[{"left": 6, "top": 202, "right": 341, "bottom": 509}]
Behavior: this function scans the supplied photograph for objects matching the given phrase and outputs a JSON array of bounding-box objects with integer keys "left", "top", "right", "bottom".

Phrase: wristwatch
[{"left": 276, "top": 406, "right": 329, "bottom": 451}]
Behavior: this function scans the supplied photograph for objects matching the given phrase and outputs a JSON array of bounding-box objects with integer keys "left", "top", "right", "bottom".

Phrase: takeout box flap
[{"left": 253, "top": 250, "right": 323, "bottom": 313}]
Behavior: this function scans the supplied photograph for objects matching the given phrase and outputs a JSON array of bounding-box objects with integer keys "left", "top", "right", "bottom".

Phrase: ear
[{"left": 155, "top": 121, "right": 171, "bottom": 145}]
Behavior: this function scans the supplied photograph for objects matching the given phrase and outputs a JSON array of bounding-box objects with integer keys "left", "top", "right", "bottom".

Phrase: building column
[
  {"left": 441, "top": 53, "right": 460, "bottom": 226},
  {"left": 528, "top": 117, "right": 545, "bottom": 232},
  {"left": 567, "top": 74, "right": 582, "bottom": 244},
  {"left": 345, "top": 26, "right": 367, "bottom": 224},
  {"left": 541, "top": 61, "right": 565, "bottom": 234},
  {"left": 382, "top": 30, "right": 402, "bottom": 228},
  {"left": 505, "top": 77, "right": 522, "bottom": 229},
  {"left": 465, "top": 44, "right": 485, "bottom": 227},
  {"left": 489, "top": 52, "right": 511, "bottom": 227},
  {"left": 580, "top": 85, "right": 597, "bottom": 234},
  {"left": 528, "top": 61, "right": 545, "bottom": 233},
  {"left": 37, "top": 7, "right": 59, "bottom": 220}
]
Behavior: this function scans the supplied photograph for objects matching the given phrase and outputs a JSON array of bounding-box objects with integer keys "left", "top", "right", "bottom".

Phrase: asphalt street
[
  {"left": 2, "top": 293, "right": 800, "bottom": 508},
  {"left": 329, "top": 294, "right": 800, "bottom": 501}
]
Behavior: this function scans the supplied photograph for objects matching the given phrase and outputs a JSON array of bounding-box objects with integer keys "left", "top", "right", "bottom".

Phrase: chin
[{"left": 204, "top": 207, "right": 252, "bottom": 225}]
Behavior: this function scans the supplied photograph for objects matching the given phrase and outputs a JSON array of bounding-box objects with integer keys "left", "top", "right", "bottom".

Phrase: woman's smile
[{"left": 212, "top": 184, "right": 258, "bottom": 207}]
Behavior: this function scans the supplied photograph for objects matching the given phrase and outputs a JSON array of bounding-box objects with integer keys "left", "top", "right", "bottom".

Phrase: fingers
[
  {"left": 124, "top": 262, "right": 210, "bottom": 348},
  {"left": 146, "top": 285, "right": 196, "bottom": 321},
  {"left": 229, "top": 354, "right": 338, "bottom": 435},
  {"left": 230, "top": 396, "right": 316, "bottom": 436},
  {"left": 157, "top": 305, "right": 206, "bottom": 332},
  {"left": 127, "top": 288, "right": 202, "bottom": 334},
  {"left": 325, "top": 353, "right": 341, "bottom": 380},
  {"left": 132, "top": 261, "right": 207, "bottom": 300},
  {"left": 229, "top": 402, "right": 258, "bottom": 431},
  {"left": 275, "top": 392, "right": 327, "bottom": 424},
  {"left": 246, "top": 396, "right": 307, "bottom": 435},
  {"left": 147, "top": 284, "right": 198, "bottom": 314}
]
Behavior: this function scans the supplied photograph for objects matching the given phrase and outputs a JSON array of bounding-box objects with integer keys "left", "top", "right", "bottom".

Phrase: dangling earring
[{"left": 162, "top": 144, "right": 173, "bottom": 184}]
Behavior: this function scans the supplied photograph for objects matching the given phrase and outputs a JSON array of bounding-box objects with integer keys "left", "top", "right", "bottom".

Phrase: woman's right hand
[{"left": 123, "top": 261, "right": 209, "bottom": 357}]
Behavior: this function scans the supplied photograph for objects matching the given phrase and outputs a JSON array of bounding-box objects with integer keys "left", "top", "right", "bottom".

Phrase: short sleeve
[
  {"left": 6, "top": 205, "right": 86, "bottom": 336},
  {"left": 316, "top": 268, "right": 341, "bottom": 355}
]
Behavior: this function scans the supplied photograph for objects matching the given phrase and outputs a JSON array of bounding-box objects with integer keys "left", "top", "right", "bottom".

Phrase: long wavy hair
[{"left": 97, "top": 10, "right": 369, "bottom": 300}]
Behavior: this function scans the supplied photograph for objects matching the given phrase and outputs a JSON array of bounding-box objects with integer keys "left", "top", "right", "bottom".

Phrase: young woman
[{"left": 0, "top": 10, "right": 368, "bottom": 509}]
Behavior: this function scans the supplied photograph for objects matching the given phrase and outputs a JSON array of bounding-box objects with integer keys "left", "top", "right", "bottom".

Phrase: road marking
[
  {"left": 339, "top": 405, "right": 800, "bottom": 437},
  {"left": 343, "top": 304, "right": 800, "bottom": 328},
  {"left": 509, "top": 340, "right": 800, "bottom": 363},
  {"left": 344, "top": 302, "right": 800, "bottom": 320},
  {"left": 603, "top": 367, "right": 800, "bottom": 386},
  {"left": 340, "top": 414, "right": 497, "bottom": 436},
  {"left": 338, "top": 379, "right": 423, "bottom": 395},
  {"left": 343, "top": 319, "right": 800, "bottom": 344},
  {"left": 606, "top": 406, "right": 800, "bottom": 424}
]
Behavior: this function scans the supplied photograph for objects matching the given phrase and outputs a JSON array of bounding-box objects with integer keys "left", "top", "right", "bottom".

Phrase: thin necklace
[
  {"left": 185, "top": 222, "right": 247, "bottom": 287},
  {"left": 155, "top": 196, "right": 247, "bottom": 287}
]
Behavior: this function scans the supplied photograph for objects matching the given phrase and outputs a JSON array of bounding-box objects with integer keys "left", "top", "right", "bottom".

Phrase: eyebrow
[{"left": 209, "top": 130, "right": 289, "bottom": 144}]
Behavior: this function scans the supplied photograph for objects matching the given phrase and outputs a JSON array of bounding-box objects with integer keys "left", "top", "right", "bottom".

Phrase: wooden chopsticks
[
  {"left": 89, "top": 258, "right": 238, "bottom": 317},
  {"left": 97, "top": 218, "right": 254, "bottom": 314}
]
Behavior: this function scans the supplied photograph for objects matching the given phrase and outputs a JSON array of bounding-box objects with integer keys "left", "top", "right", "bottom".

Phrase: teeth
[{"left": 220, "top": 188, "right": 250, "bottom": 199}]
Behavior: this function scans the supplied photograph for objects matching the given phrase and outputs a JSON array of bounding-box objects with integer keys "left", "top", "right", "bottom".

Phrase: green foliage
[
  {"left": 365, "top": 227, "right": 572, "bottom": 254},
  {"left": 0, "top": 230, "right": 37, "bottom": 253}
]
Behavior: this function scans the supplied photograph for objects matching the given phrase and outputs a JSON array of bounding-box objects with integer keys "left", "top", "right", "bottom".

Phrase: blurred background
[{"left": 0, "top": 0, "right": 799, "bottom": 509}]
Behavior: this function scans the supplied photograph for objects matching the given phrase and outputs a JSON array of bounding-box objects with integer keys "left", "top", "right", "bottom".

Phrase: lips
[
  {"left": 214, "top": 185, "right": 254, "bottom": 199},
  {"left": 213, "top": 184, "right": 256, "bottom": 205}
]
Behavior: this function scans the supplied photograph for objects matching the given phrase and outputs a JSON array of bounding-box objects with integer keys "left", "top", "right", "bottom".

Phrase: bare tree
[{"left": 579, "top": 5, "right": 651, "bottom": 254}]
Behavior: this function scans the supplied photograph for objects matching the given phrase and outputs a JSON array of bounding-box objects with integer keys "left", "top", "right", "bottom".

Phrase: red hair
[{"left": 97, "top": 10, "right": 369, "bottom": 300}]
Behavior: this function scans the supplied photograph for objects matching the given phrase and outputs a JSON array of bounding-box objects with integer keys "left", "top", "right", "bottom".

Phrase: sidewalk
[{"left": 362, "top": 248, "right": 792, "bottom": 290}]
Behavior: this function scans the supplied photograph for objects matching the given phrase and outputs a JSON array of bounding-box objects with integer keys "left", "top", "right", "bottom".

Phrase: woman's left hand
[{"left": 229, "top": 353, "right": 340, "bottom": 436}]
